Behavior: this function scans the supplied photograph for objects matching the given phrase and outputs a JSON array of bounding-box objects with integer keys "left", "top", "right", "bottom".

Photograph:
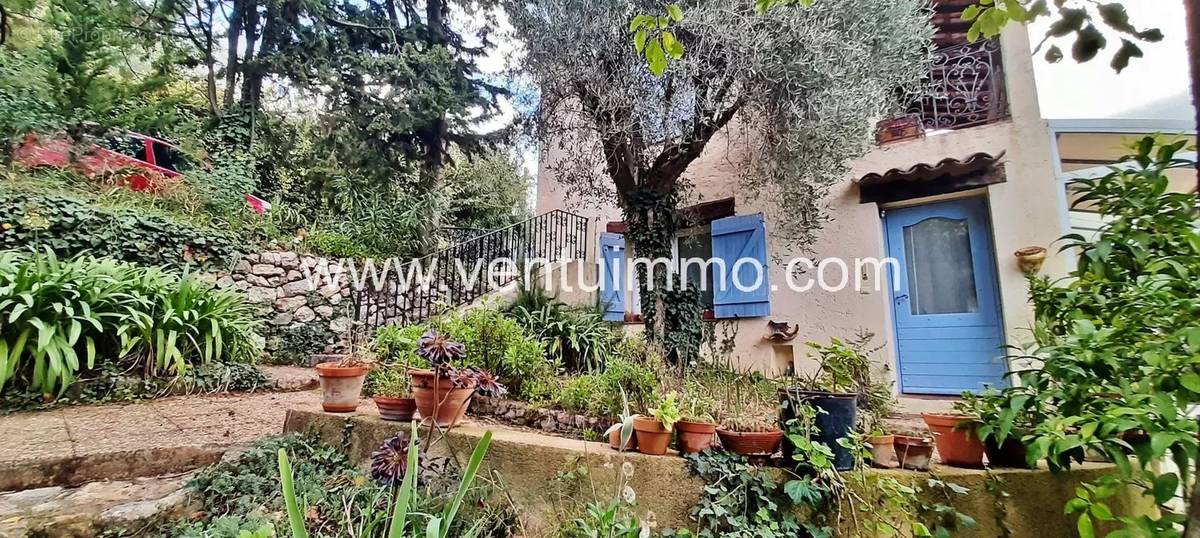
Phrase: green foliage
[
  {"left": 963, "top": 0, "right": 1162, "bottom": 72},
  {"left": 0, "top": 250, "right": 261, "bottom": 398},
  {"left": 380, "top": 306, "right": 557, "bottom": 400},
  {"left": 365, "top": 364, "right": 412, "bottom": 398},
  {"left": 263, "top": 323, "right": 337, "bottom": 366},
  {"left": 304, "top": 230, "right": 377, "bottom": 260},
  {"left": 510, "top": 298, "right": 616, "bottom": 373},
  {"left": 561, "top": 499, "right": 642, "bottom": 538},
  {"left": 278, "top": 426, "right": 496, "bottom": 538},
  {"left": 679, "top": 450, "right": 805, "bottom": 537},
  {"left": 976, "top": 137, "right": 1199, "bottom": 536},
  {"left": 0, "top": 185, "right": 242, "bottom": 271},
  {"left": 628, "top": 5, "right": 686, "bottom": 76},
  {"left": 0, "top": 49, "right": 60, "bottom": 149},
  {"left": 651, "top": 392, "right": 682, "bottom": 430},
  {"left": 553, "top": 354, "right": 658, "bottom": 418},
  {"left": 442, "top": 150, "right": 533, "bottom": 230}
]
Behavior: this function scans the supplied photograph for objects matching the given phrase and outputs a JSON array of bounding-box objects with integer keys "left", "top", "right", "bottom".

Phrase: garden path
[{"left": 0, "top": 366, "right": 326, "bottom": 492}]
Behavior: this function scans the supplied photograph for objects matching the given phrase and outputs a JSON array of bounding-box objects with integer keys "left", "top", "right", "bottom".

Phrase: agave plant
[{"left": 279, "top": 421, "right": 494, "bottom": 538}]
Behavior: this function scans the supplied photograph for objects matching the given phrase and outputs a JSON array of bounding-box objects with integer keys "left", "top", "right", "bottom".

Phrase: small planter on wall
[
  {"left": 1015, "top": 246, "right": 1047, "bottom": 274},
  {"left": 875, "top": 115, "right": 925, "bottom": 145}
]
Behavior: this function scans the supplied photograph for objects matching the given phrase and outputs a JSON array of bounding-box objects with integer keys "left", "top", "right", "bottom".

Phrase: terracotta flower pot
[
  {"left": 315, "top": 362, "right": 370, "bottom": 413},
  {"left": 867, "top": 434, "right": 896, "bottom": 468},
  {"left": 893, "top": 435, "right": 934, "bottom": 471},
  {"left": 716, "top": 428, "right": 784, "bottom": 456},
  {"left": 373, "top": 396, "right": 417, "bottom": 422},
  {"left": 986, "top": 436, "right": 1032, "bottom": 468},
  {"left": 923, "top": 413, "right": 985, "bottom": 468},
  {"left": 632, "top": 416, "right": 672, "bottom": 456},
  {"left": 1015, "top": 246, "right": 1047, "bottom": 274},
  {"left": 609, "top": 426, "right": 638, "bottom": 451},
  {"left": 676, "top": 419, "right": 717, "bottom": 454},
  {"left": 409, "top": 369, "right": 475, "bottom": 427}
]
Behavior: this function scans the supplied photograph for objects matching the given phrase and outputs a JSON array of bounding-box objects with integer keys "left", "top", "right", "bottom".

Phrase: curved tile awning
[{"left": 856, "top": 151, "right": 1007, "bottom": 204}]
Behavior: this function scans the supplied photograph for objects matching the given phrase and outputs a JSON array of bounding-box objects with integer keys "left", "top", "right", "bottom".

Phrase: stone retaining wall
[
  {"left": 214, "top": 251, "right": 353, "bottom": 358},
  {"left": 285, "top": 409, "right": 1157, "bottom": 537}
]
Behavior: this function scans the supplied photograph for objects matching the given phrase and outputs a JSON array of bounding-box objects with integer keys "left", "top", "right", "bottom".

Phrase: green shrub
[
  {"left": 0, "top": 250, "right": 261, "bottom": 398},
  {"left": 556, "top": 374, "right": 605, "bottom": 415},
  {"left": 374, "top": 324, "right": 426, "bottom": 364},
  {"left": 304, "top": 229, "right": 377, "bottom": 259},
  {"left": 510, "top": 301, "right": 616, "bottom": 372},
  {"left": 423, "top": 305, "right": 558, "bottom": 399},
  {"left": 0, "top": 187, "right": 242, "bottom": 270},
  {"left": 552, "top": 355, "right": 657, "bottom": 417}
]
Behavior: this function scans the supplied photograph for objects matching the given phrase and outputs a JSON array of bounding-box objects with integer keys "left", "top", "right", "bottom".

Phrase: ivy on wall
[
  {"left": 0, "top": 188, "right": 241, "bottom": 270},
  {"left": 622, "top": 187, "right": 704, "bottom": 366}
]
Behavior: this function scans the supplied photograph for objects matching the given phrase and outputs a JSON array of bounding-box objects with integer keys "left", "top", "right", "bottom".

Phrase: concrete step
[{"left": 0, "top": 474, "right": 192, "bottom": 538}]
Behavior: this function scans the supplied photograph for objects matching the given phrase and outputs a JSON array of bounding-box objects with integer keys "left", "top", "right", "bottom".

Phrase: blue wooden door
[{"left": 884, "top": 197, "right": 1006, "bottom": 395}]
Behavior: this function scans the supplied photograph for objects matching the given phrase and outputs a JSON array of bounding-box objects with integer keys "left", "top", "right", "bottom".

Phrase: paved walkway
[{"left": 0, "top": 388, "right": 326, "bottom": 491}]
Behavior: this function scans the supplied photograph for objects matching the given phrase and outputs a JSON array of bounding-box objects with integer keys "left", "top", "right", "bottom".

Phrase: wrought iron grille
[
  {"left": 907, "top": 39, "right": 1009, "bottom": 131},
  {"left": 348, "top": 209, "right": 589, "bottom": 337}
]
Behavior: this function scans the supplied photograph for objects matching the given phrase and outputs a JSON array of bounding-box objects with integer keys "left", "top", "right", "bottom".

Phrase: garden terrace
[{"left": 286, "top": 409, "right": 1156, "bottom": 537}]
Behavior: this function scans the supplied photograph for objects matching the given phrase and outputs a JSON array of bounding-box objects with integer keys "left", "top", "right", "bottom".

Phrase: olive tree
[{"left": 506, "top": 0, "right": 932, "bottom": 352}]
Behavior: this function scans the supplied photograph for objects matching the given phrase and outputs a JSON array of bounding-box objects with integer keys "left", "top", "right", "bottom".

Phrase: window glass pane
[
  {"left": 677, "top": 228, "right": 715, "bottom": 310},
  {"left": 903, "top": 217, "right": 978, "bottom": 315}
]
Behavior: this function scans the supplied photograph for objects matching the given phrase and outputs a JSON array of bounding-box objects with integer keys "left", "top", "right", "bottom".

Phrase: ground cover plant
[
  {"left": 154, "top": 431, "right": 516, "bottom": 538},
  {"left": 0, "top": 249, "right": 261, "bottom": 401}
]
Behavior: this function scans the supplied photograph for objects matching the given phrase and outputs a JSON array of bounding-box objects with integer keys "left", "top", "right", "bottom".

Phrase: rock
[
  {"left": 294, "top": 307, "right": 317, "bottom": 323},
  {"left": 260, "top": 252, "right": 283, "bottom": 265},
  {"left": 314, "top": 306, "right": 335, "bottom": 318},
  {"left": 283, "top": 280, "right": 315, "bottom": 295},
  {"left": 235, "top": 280, "right": 252, "bottom": 291},
  {"left": 329, "top": 317, "right": 352, "bottom": 334},
  {"left": 270, "top": 312, "right": 294, "bottom": 326},
  {"left": 251, "top": 264, "right": 285, "bottom": 276},
  {"left": 215, "top": 276, "right": 235, "bottom": 289},
  {"left": 242, "top": 253, "right": 260, "bottom": 264},
  {"left": 278, "top": 252, "right": 300, "bottom": 269},
  {"left": 246, "top": 287, "right": 278, "bottom": 303},
  {"left": 285, "top": 270, "right": 302, "bottom": 282},
  {"left": 275, "top": 296, "right": 307, "bottom": 312}
]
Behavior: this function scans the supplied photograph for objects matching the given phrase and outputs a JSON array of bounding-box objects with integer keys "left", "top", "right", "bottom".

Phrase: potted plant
[
  {"left": 956, "top": 390, "right": 1036, "bottom": 468},
  {"left": 407, "top": 329, "right": 506, "bottom": 427},
  {"left": 369, "top": 364, "right": 417, "bottom": 422},
  {"left": 634, "top": 393, "right": 680, "bottom": 456},
  {"left": 315, "top": 347, "right": 373, "bottom": 413},
  {"left": 858, "top": 393, "right": 896, "bottom": 468},
  {"left": 922, "top": 412, "right": 985, "bottom": 468},
  {"left": 779, "top": 338, "right": 867, "bottom": 471},
  {"left": 676, "top": 387, "right": 718, "bottom": 454},
  {"left": 605, "top": 389, "right": 639, "bottom": 451},
  {"left": 893, "top": 432, "right": 935, "bottom": 471},
  {"left": 717, "top": 416, "right": 784, "bottom": 456}
]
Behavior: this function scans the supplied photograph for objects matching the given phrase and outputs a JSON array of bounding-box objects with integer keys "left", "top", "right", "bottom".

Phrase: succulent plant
[
  {"left": 468, "top": 368, "right": 508, "bottom": 398},
  {"left": 369, "top": 430, "right": 417, "bottom": 486},
  {"left": 415, "top": 329, "right": 466, "bottom": 368},
  {"left": 723, "top": 417, "right": 780, "bottom": 433}
]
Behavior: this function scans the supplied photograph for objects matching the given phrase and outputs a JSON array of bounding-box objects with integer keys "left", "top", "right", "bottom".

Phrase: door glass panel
[{"left": 903, "top": 217, "right": 979, "bottom": 315}]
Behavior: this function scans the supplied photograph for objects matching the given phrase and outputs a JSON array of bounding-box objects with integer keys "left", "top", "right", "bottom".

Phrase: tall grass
[{"left": 0, "top": 249, "right": 261, "bottom": 397}]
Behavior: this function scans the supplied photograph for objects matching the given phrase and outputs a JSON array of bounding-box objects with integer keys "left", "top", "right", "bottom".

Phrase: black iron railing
[
  {"left": 348, "top": 209, "right": 589, "bottom": 336},
  {"left": 907, "top": 40, "right": 1009, "bottom": 131}
]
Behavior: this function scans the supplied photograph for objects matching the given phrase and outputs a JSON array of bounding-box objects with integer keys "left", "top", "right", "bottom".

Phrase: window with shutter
[{"left": 710, "top": 213, "right": 770, "bottom": 318}]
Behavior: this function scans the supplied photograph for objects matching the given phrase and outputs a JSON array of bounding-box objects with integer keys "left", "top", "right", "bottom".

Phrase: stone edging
[{"left": 470, "top": 396, "right": 612, "bottom": 436}]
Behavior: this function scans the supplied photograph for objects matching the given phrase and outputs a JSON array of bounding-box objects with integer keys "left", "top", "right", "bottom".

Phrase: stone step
[{"left": 0, "top": 474, "right": 192, "bottom": 538}]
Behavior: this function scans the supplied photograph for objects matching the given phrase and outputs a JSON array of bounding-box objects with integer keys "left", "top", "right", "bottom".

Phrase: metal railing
[
  {"left": 348, "top": 209, "right": 590, "bottom": 336},
  {"left": 906, "top": 39, "right": 1009, "bottom": 131}
]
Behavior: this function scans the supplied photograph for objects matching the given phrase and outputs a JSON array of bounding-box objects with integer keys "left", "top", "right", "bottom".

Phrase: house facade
[{"left": 533, "top": 3, "right": 1197, "bottom": 397}]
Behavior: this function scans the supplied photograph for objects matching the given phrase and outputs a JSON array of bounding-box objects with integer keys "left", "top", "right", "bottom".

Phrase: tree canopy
[{"left": 507, "top": 0, "right": 933, "bottom": 248}]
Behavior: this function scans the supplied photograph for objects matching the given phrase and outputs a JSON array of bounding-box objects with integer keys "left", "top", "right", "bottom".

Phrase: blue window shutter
[
  {"left": 599, "top": 233, "right": 626, "bottom": 321},
  {"left": 711, "top": 214, "right": 770, "bottom": 318}
]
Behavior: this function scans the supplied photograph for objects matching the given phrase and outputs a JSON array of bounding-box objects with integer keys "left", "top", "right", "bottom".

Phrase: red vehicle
[{"left": 13, "top": 130, "right": 193, "bottom": 192}]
